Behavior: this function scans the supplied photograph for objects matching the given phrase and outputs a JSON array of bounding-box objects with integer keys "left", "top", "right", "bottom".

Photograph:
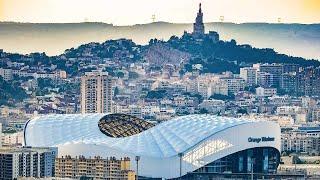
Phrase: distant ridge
[
  {"left": 1, "top": 21, "right": 319, "bottom": 27},
  {"left": 0, "top": 22, "right": 319, "bottom": 59}
]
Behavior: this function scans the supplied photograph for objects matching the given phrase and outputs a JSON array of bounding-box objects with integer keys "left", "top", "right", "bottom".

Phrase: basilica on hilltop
[{"left": 184, "top": 3, "right": 220, "bottom": 43}]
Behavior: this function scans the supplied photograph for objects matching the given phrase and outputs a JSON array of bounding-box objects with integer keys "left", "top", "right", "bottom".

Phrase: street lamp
[
  {"left": 178, "top": 153, "right": 184, "bottom": 178},
  {"left": 251, "top": 158, "right": 255, "bottom": 180},
  {"left": 135, "top": 156, "right": 140, "bottom": 180},
  {"left": 294, "top": 142, "right": 298, "bottom": 175}
]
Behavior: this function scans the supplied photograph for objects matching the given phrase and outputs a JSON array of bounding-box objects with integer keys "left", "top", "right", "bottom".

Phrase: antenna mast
[{"left": 152, "top": 14, "right": 156, "bottom": 23}]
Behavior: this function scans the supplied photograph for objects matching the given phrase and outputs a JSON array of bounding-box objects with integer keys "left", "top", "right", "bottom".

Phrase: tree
[
  {"left": 230, "top": 39, "right": 237, "bottom": 46},
  {"left": 37, "top": 78, "right": 55, "bottom": 89},
  {"left": 116, "top": 72, "right": 125, "bottom": 78},
  {"left": 114, "top": 87, "right": 120, "bottom": 96},
  {"left": 237, "top": 108, "right": 248, "bottom": 114},
  {"left": 146, "top": 90, "right": 167, "bottom": 99},
  {"left": 129, "top": 71, "right": 139, "bottom": 79},
  {"left": 244, "top": 85, "right": 259, "bottom": 93},
  {"left": 80, "top": 176, "right": 93, "bottom": 180},
  {"left": 209, "top": 94, "right": 234, "bottom": 101},
  {"left": 0, "top": 77, "right": 28, "bottom": 106},
  {"left": 199, "top": 108, "right": 209, "bottom": 114}
]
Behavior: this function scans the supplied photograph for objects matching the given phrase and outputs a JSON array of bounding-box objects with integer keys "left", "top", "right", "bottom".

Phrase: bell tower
[{"left": 193, "top": 3, "right": 205, "bottom": 36}]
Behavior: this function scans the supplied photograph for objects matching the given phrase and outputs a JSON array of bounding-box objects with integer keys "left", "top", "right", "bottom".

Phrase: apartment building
[
  {"left": 81, "top": 71, "right": 113, "bottom": 113},
  {"left": 0, "top": 147, "right": 57, "bottom": 179},
  {"left": 240, "top": 67, "right": 257, "bottom": 86},
  {"left": 281, "top": 127, "right": 320, "bottom": 155},
  {"left": 259, "top": 63, "right": 284, "bottom": 87},
  {"left": 0, "top": 68, "right": 13, "bottom": 81},
  {"left": 55, "top": 155, "right": 135, "bottom": 179},
  {"left": 220, "top": 77, "right": 245, "bottom": 95}
]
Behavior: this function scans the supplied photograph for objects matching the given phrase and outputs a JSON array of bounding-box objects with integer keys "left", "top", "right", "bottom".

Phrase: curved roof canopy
[{"left": 24, "top": 114, "right": 252, "bottom": 158}]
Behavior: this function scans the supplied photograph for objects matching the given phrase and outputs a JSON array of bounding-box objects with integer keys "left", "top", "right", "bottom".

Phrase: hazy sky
[{"left": 0, "top": 0, "right": 319, "bottom": 25}]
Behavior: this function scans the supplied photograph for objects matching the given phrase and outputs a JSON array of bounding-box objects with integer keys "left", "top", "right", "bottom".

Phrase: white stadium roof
[
  {"left": 24, "top": 114, "right": 281, "bottom": 179},
  {"left": 25, "top": 114, "right": 250, "bottom": 158}
]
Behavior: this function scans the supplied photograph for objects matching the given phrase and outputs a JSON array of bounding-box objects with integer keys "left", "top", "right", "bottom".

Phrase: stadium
[{"left": 24, "top": 114, "right": 281, "bottom": 179}]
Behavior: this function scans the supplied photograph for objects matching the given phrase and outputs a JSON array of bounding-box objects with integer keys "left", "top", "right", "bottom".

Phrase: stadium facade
[{"left": 24, "top": 114, "right": 281, "bottom": 179}]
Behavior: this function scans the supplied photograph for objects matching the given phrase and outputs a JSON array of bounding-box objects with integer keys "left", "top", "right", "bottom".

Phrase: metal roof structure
[
  {"left": 24, "top": 113, "right": 281, "bottom": 179},
  {"left": 25, "top": 114, "right": 251, "bottom": 158}
]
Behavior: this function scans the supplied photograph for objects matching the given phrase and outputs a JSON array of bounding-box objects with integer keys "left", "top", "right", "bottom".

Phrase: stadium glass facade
[{"left": 193, "top": 147, "right": 279, "bottom": 174}]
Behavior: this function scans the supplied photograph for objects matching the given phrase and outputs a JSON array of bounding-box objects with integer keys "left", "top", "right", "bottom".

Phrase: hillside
[
  {"left": 0, "top": 77, "right": 28, "bottom": 106},
  {"left": 0, "top": 22, "right": 319, "bottom": 60},
  {"left": 164, "top": 34, "right": 320, "bottom": 73}
]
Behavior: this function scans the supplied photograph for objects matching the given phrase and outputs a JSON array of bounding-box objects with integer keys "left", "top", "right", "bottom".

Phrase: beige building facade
[
  {"left": 81, "top": 72, "right": 113, "bottom": 114},
  {"left": 55, "top": 156, "right": 135, "bottom": 180}
]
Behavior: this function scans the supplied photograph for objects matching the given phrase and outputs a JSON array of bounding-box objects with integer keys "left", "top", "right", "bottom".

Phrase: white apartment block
[
  {"left": 34, "top": 73, "right": 57, "bottom": 79},
  {"left": 198, "top": 99, "right": 225, "bottom": 114},
  {"left": 0, "top": 147, "right": 57, "bottom": 179},
  {"left": 186, "top": 80, "right": 198, "bottom": 94},
  {"left": 0, "top": 68, "right": 13, "bottom": 81},
  {"left": 114, "top": 104, "right": 162, "bottom": 118},
  {"left": 257, "top": 71, "right": 274, "bottom": 87},
  {"left": 197, "top": 79, "right": 210, "bottom": 99},
  {"left": 276, "top": 106, "right": 303, "bottom": 116},
  {"left": 240, "top": 67, "right": 257, "bottom": 86},
  {"left": 312, "top": 107, "right": 320, "bottom": 122},
  {"left": 208, "top": 81, "right": 228, "bottom": 97},
  {"left": 220, "top": 77, "right": 245, "bottom": 95},
  {"left": 256, "top": 87, "right": 277, "bottom": 97},
  {"left": 9, "top": 69, "right": 65, "bottom": 80},
  {"left": 281, "top": 129, "right": 320, "bottom": 155},
  {"left": 276, "top": 106, "right": 308, "bottom": 123}
]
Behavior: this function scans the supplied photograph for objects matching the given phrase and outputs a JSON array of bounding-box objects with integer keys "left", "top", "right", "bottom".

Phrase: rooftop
[
  {"left": 25, "top": 114, "right": 253, "bottom": 158},
  {"left": 0, "top": 146, "right": 56, "bottom": 154}
]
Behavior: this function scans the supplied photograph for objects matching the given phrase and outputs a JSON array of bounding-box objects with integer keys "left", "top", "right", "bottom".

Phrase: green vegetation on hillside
[
  {"left": 146, "top": 90, "right": 167, "bottom": 99},
  {"left": 166, "top": 35, "right": 320, "bottom": 74},
  {"left": 0, "top": 77, "right": 28, "bottom": 106}
]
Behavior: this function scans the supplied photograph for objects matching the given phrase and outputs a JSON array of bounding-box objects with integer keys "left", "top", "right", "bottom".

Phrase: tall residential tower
[{"left": 80, "top": 72, "right": 113, "bottom": 114}]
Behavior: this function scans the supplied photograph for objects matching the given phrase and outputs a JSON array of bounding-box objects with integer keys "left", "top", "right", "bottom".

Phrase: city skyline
[
  {"left": 1, "top": 1, "right": 320, "bottom": 179},
  {"left": 0, "top": 0, "right": 319, "bottom": 25}
]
